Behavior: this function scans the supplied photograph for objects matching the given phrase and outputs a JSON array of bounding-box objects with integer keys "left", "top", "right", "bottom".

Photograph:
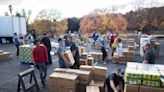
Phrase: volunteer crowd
[{"left": 12, "top": 30, "right": 156, "bottom": 92}]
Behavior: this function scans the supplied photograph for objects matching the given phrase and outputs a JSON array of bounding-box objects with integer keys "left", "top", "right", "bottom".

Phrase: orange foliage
[{"left": 80, "top": 10, "right": 128, "bottom": 34}]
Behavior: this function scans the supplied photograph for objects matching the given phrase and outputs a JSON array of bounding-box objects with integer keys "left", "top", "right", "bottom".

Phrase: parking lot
[{"left": 0, "top": 39, "right": 164, "bottom": 92}]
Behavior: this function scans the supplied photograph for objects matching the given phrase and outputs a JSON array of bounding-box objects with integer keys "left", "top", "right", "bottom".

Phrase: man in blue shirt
[
  {"left": 100, "top": 36, "right": 107, "bottom": 64},
  {"left": 13, "top": 33, "right": 20, "bottom": 56},
  {"left": 57, "top": 38, "right": 70, "bottom": 68}
]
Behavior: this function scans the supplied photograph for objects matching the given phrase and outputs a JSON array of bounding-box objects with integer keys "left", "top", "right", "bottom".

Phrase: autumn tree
[{"left": 80, "top": 9, "right": 128, "bottom": 34}]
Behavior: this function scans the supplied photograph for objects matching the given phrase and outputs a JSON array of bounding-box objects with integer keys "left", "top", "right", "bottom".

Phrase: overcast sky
[{"left": 0, "top": 0, "right": 164, "bottom": 22}]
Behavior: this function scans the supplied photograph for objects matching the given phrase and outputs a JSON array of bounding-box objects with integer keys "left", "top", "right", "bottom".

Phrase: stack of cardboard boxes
[
  {"left": 49, "top": 72, "right": 78, "bottom": 92},
  {"left": 112, "top": 48, "right": 135, "bottom": 64},
  {"left": 0, "top": 50, "right": 10, "bottom": 60},
  {"left": 80, "top": 65, "right": 107, "bottom": 92},
  {"left": 52, "top": 68, "right": 91, "bottom": 92},
  {"left": 124, "top": 62, "right": 164, "bottom": 92}
]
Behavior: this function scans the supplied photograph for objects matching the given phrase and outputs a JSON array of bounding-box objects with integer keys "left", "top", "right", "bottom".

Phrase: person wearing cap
[
  {"left": 105, "top": 69, "right": 124, "bottom": 92},
  {"left": 142, "top": 43, "right": 156, "bottom": 64},
  {"left": 57, "top": 38, "right": 71, "bottom": 68},
  {"left": 32, "top": 39, "right": 48, "bottom": 86}
]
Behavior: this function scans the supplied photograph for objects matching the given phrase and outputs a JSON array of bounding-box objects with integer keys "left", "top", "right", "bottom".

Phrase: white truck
[{"left": 0, "top": 16, "right": 27, "bottom": 43}]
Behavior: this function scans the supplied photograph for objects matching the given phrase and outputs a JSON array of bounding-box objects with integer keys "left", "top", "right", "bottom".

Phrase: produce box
[
  {"left": 86, "top": 86, "right": 100, "bottom": 92},
  {"left": 54, "top": 68, "right": 91, "bottom": 85},
  {"left": 128, "top": 46, "right": 135, "bottom": 51},
  {"left": 81, "top": 53, "right": 88, "bottom": 59},
  {"left": 49, "top": 72, "right": 78, "bottom": 92},
  {"left": 93, "top": 66, "right": 107, "bottom": 77},
  {"left": 94, "top": 76, "right": 106, "bottom": 81},
  {"left": 0, "top": 52, "right": 10, "bottom": 60},
  {"left": 123, "top": 49, "right": 135, "bottom": 57},
  {"left": 153, "top": 87, "right": 164, "bottom": 92},
  {"left": 19, "top": 45, "right": 35, "bottom": 63},
  {"left": 87, "top": 57, "right": 94, "bottom": 65},
  {"left": 127, "top": 62, "right": 138, "bottom": 69},
  {"left": 124, "top": 84, "right": 139, "bottom": 92},
  {"left": 79, "top": 59, "right": 87, "bottom": 65},
  {"left": 125, "top": 68, "right": 142, "bottom": 84},
  {"left": 142, "top": 70, "right": 161, "bottom": 81},
  {"left": 155, "top": 65, "right": 164, "bottom": 71},
  {"left": 89, "top": 80, "right": 104, "bottom": 92},
  {"left": 65, "top": 50, "right": 75, "bottom": 66},
  {"left": 137, "top": 63, "right": 158, "bottom": 71},
  {"left": 140, "top": 86, "right": 154, "bottom": 92}
]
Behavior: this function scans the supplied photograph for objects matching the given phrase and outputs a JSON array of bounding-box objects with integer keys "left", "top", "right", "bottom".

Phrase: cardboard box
[
  {"left": 128, "top": 46, "right": 135, "bottom": 51},
  {"left": 89, "top": 81, "right": 104, "bottom": 92},
  {"left": 65, "top": 50, "right": 75, "bottom": 66},
  {"left": 124, "top": 84, "right": 139, "bottom": 92},
  {"left": 49, "top": 72, "right": 78, "bottom": 92},
  {"left": 86, "top": 86, "right": 100, "bottom": 92},
  {"left": 80, "top": 65, "right": 93, "bottom": 72},
  {"left": 79, "top": 59, "right": 87, "bottom": 65},
  {"left": 93, "top": 66, "right": 107, "bottom": 76},
  {"left": 154, "top": 87, "right": 164, "bottom": 92},
  {"left": 140, "top": 86, "right": 154, "bottom": 92},
  {"left": 81, "top": 53, "right": 88, "bottom": 59},
  {"left": 78, "top": 46, "right": 86, "bottom": 57},
  {"left": 87, "top": 57, "right": 94, "bottom": 65},
  {"left": 80, "top": 65, "right": 93, "bottom": 80},
  {"left": 54, "top": 68, "right": 91, "bottom": 85},
  {"left": 94, "top": 76, "right": 106, "bottom": 81},
  {"left": 0, "top": 52, "right": 10, "bottom": 60}
]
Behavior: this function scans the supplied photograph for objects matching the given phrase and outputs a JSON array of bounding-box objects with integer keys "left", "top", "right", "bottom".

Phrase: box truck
[{"left": 0, "top": 16, "right": 27, "bottom": 43}]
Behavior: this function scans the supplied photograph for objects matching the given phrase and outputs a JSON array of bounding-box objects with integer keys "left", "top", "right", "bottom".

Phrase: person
[
  {"left": 57, "top": 38, "right": 71, "bottom": 68},
  {"left": 100, "top": 36, "right": 107, "bottom": 64},
  {"left": 68, "top": 36, "right": 80, "bottom": 69},
  {"left": 105, "top": 69, "right": 124, "bottom": 92},
  {"left": 13, "top": 33, "right": 20, "bottom": 56},
  {"left": 93, "top": 31, "right": 99, "bottom": 49},
  {"left": 31, "top": 29, "right": 37, "bottom": 40},
  {"left": 26, "top": 33, "right": 34, "bottom": 44},
  {"left": 142, "top": 43, "right": 156, "bottom": 64},
  {"left": 41, "top": 33, "right": 52, "bottom": 64},
  {"left": 110, "top": 33, "right": 116, "bottom": 48},
  {"left": 19, "top": 37, "right": 25, "bottom": 45},
  {"left": 112, "top": 38, "right": 122, "bottom": 56},
  {"left": 32, "top": 39, "right": 48, "bottom": 86}
]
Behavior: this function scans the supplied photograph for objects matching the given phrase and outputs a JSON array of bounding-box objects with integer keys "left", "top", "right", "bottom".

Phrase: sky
[{"left": 0, "top": 0, "right": 164, "bottom": 22}]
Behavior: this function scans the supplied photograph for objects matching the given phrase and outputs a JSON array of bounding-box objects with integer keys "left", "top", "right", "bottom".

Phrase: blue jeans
[
  {"left": 47, "top": 48, "right": 52, "bottom": 64},
  {"left": 15, "top": 45, "right": 19, "bottom": 56}
]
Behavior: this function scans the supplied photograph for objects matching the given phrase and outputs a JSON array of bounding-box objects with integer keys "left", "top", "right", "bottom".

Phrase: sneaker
[{"left": 103, "top": 62, "right": 107, "bottom": 64}]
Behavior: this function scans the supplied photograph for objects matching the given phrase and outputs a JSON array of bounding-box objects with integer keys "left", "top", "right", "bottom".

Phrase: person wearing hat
[
  {"left": 105, "top": 69, "right": 124, "bottom": 92},
  {"left": 142, "top": 43, "right": 156, "bottom": 64}
]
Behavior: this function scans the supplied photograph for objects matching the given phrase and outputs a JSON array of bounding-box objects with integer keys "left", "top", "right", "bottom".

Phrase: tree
[{"left": 80, "top": 9, "right": 128, "bottom": 34}]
